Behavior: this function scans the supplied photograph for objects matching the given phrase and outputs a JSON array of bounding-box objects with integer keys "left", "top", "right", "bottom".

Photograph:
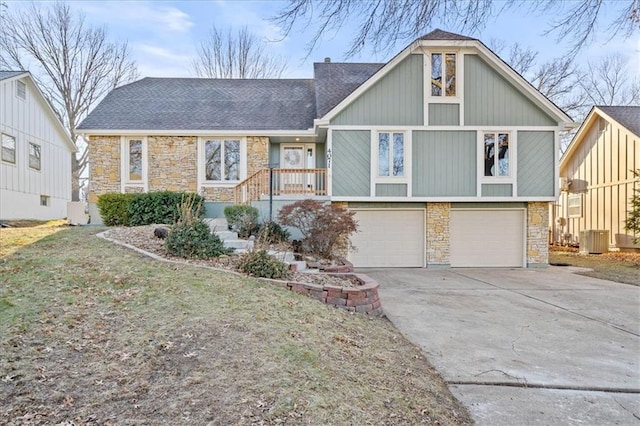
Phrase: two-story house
[
  {"left": 78, "top": 29, "right": 574, "bottom": 268},
  {"left": 1, "top": 71, "right": 76, "bottom": 221}
]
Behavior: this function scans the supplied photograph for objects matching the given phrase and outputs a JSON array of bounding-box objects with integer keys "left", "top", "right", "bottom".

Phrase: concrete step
[
  {"left": 215, "top": 230, "right": 238, "bottom": 240},
  {"left": 268, "top": 250, "right": 296, "bottom": 263},
  {"left": 287, "top": 260, "right": 307, "bottom": 272},
  {"left": 203, "top": 218, "right": 229, "bottom": 232},
  {"left": 224, "top": 239, "right": 254, "bottom": 250}
]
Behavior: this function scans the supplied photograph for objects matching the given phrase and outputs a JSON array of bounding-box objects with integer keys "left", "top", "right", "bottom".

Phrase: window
[
  {"left": 16, "top": 80, "right": 26, "bottom": 100},
  {"left": 204, "top": 139, "right": 241, "bottom": 181},
  {"left": 40, "top": 195, "right": 49, "bottom": 206},
  {"left": 431, "top": 52, "right": 456, "bottom": 97},
  {"left": 378, "top": 132, "right": 405, "bottom": 177},
  {"left": 1, "top": 133, "right": 16, "bottom": 164},
  {"left": 568, "top": 194, "right": 582, "bottom": 218},
  {"left": 128, "top": 139, "right": 143, "bottom": 181},
  {"left": 483, "top": 132, "right": 510, "bottom": 177},
  {"left": 29, "top": 143, "right": 41, "bottom": 170}
]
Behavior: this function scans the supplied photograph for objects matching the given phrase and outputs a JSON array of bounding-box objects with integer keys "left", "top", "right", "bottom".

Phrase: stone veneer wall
[
  {"left": 88, "top": 136, "right": 120, "bottom": 203},
  {"left": 426, "top": 202, "right": 450, "bottom": 266},
  {"left": 527, "top": 202, "right": 549, "bottom": 266},
  {"left": 88, "top": 135, "right": 271, "bottom": 204},
  {"left": 148, "top": 136, "right": 197, "bottom": 193}
]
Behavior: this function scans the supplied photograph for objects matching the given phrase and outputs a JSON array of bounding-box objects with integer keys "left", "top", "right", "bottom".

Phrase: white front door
[{"left": 280, "top": 144, "right": 315, "bottom": 191}]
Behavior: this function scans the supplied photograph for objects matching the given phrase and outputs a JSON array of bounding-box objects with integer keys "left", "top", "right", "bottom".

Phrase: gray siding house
[{"left": 78, "top": 29, "right": 574, "bottom": 268}]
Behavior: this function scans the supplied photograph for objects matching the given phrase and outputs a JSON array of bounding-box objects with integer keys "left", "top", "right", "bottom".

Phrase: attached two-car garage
[{"left": 348, "top": 207, "right": 526, "bottom": 268}]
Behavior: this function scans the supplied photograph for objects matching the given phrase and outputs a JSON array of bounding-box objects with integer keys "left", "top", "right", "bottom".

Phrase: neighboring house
[
  {"left": 78, "top": 29, "right": 574, "bottom": 268},
  {"left": 554, "top": 106, "right": 640, "bottom": 250},
  {"left": 1, "top": 71, "right": 76, "bottom": 221}
]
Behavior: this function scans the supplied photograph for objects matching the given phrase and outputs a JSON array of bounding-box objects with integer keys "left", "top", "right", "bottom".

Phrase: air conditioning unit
[{"left": 579, "top": 230, "right": 609, "bottom": 254}]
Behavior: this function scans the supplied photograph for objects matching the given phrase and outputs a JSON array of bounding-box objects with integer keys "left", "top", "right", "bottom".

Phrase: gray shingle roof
[
  {"left": 419, "top": 29, "right": 476, "bottom": 41},
  {"left": 598, "top": 105, "right": 640, "bottom": 138},
  {"left": 314, "top": 62, "right": 384, "bottom": 117},
  {"left": 0, "top": 70, "right": 27, "bottom": 80},
  {"left": 77, "top": 78, "right": 316, "bottom": 131}
]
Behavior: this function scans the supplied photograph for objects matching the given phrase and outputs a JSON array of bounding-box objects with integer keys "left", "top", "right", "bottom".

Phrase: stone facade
[
  {"left": 527, "top": 202, "right": 550, "bottom": 266},
  {"left": 87, "top": 136, "right": 120, "bottom": 203},
  {"left": 148, "top": 136, "right": 197, "bottom": 193},
  {"left": 426, "top": 202, "right": 450, "bottom": 266},
  {"left": 88, "top": 135, "right": 271, "bottom": 205}
]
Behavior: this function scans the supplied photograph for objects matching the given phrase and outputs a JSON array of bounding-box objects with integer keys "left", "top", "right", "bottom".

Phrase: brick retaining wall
[{"left": 258, "top": 273, "right": 383, "bottom": 316}]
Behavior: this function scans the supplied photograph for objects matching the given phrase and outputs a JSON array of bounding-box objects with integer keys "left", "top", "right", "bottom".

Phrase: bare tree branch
[
  {"left": 192, "top": 26, "right": 288, "bottom": 79},
  {"left": 578, "top": 53, "right": 640, "bottom": 107},
  {"left": 0, "top": 1, "right": 138, "bottom": 200},
  {"left": 272, "top": 0, "right": 639, "bottom": 58}
]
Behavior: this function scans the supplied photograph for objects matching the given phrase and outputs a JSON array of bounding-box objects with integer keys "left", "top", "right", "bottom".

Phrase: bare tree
[
  {"left": 0, "top": 2, "right": 138, "bottom": 201},
  {"left": 578, "top": 53, "right": 640, "bottom": 107},
  {"left": 273, "top": 0, "right": 639, "bottom": 58},
  {"left": 193, "top": 26, "right": 288, "bottom": 79}
]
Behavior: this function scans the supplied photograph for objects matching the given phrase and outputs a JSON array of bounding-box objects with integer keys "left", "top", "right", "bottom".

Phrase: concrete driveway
[{"left": 361, "top": 267, "right": 640, "bottom": 425}]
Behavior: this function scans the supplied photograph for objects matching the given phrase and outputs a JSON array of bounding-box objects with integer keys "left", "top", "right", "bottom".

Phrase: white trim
[
  {"left": 326, "top": 125, "right": 564, "bottom": 131},
  {"left": 425, "top": 50, "right": 461, "bottom": 103},
  {"left": 332, "top": 196, "right": 557, "bottom": 202},
  {"left": 197, "top": 136, "right": 247, "bottom": 190},
  {"left": 120, "top": 136, "right": 148, "bottom": 193},
  {"left": 80, "top": 129, "right": 316, "bottom": 137},
  {"left": 327, "top": 128, "right": 333, "bottom": 197}
]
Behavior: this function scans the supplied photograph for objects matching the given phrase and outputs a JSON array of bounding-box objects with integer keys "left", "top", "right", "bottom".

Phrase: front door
[{"left": 280, "top": 144, "right": 315, "bottom": 192}]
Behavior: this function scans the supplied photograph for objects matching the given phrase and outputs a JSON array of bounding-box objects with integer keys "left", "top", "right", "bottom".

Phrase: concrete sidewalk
[{"left": 362, "top": 267, "right": 640, "bottom": 425}]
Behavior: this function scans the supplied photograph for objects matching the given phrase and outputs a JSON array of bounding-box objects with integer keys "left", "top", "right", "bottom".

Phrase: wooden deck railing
[{"left": 234, "top": 168, "right": 327, "bottom": 204}]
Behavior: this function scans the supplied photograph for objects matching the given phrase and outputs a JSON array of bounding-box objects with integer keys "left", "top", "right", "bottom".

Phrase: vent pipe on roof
[{"left": 324, "top": 57, "right": 331, "bottom": 63}]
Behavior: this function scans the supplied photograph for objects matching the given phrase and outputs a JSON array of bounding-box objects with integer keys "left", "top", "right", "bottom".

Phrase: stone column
[
  {"left": 426, "top": 202, "right": 450, "bottom": 267},
  {"left": 527, "top": 202, "right": 550, "bottom": 267}
]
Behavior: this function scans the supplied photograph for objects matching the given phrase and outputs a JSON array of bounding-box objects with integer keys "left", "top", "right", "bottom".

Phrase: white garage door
[
  {"left": 349, "top": 210, "right": 425, "bottom": 267},
  {"left": 450, "top": 210, "right": 525, "bottom": 267}
]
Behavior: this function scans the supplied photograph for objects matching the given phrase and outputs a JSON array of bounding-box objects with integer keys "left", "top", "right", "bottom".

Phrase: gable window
[
  {"left": 430, "top": 52, "right": 456, "bottom": 97},
  {"left": 1, "top": 133, "right": 16, "bottom": 164},
  {"left": 483, "top": 132, "right": 510, "bottom": 177},
  {"left": 16, "top": 81, "right": 26, "bottom": 100},
  {"left": 29, "top": 143, "right": 41, "bottom": 170},
  {"left": 204, "top": 139, "right": 241, "bottom": 181},
  {"left": 120, "top": 137, "right": 147, "bottom": 190},
  {"left": 568, "top": 194, "right": 582, "bottom": 218},
  {"left": 378, "top": 132, "right": 405, "bottom": 177}
]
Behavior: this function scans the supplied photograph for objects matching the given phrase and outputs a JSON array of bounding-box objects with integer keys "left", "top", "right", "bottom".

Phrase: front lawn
[
  {"left": 0, "top": 225, "right": 471, "bottom": 424},
  {"left": 549, "top": 247, "right": 640, "bottom": 285}
]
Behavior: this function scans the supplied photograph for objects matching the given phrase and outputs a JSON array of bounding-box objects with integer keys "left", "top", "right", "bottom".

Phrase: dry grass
[
  {"left": 0, "top": 225, "right": 472, "bottom": 425},
  {"left": 549, "top": 246, "right": 640, "bottom": 285},
  {"left": 0, "top": 220, "right": 68, "bottom": 258}
]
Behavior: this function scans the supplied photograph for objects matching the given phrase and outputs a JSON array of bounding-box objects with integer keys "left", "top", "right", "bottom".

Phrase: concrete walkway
[{"left": 362, "top": 267, "right": 640, "bottom": 425}]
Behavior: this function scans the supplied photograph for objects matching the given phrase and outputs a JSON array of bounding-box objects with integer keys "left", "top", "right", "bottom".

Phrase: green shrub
[
  {"left": 237, "top": 249, "right": 290, "bottom": 279},
  {"left": 97, "top": 193, "right": 136, "bottom": 226},
  {"left": 165, "top": 195, "right": 230, "bottom": 259},
  {"left": 224, "top": 205, "right": 260, "bottom": 238},
  {"left": 257, "top": 221, "right": 290, "bottom": 245},
  {"left": 128, "top": 191, "right": 204, "bottom": 226}
]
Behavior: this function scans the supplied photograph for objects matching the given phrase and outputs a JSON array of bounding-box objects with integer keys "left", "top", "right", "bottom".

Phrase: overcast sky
[{"left": 3, "top": 0, "right": 639, "bottom": 79}]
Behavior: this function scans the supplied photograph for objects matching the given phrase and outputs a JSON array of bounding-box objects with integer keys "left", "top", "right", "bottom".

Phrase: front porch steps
[{"left": 203, "top": 217, "right": 308, "bottom": 272}]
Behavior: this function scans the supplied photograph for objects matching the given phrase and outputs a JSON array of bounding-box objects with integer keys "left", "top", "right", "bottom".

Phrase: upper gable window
[
  {"left": 16, "top": 81, "right": 26, "bottom": 100},
  {"left": 430, "top": 53, "right": 456, "bottom": 97},
  {"left": 483, "top": 132, "right": 510, "bottom": 177},
  {"left": 377, "top": 132, "right": 405, "bottom": 178},
  {"left": 1, "top": 133, "right": 16, "bottom": 164}
]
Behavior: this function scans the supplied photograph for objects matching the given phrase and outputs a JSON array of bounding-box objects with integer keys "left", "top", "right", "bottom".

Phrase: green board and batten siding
[
  {"left": 482, "top": 184, "right": 512, "bottom": 197},
  {"left": 375, "top": 184, "right": 407, "bottom": 196},
  {"left": 331, "top": 55, "right": 423, "bottom": 126},
  {"left": 464, "top": 55, "right": 557, "bottom": 126},
  {"left": 517, "top": 131, "right": 555, "bottom": 196},
  {"left": 412, "top": 131, "right": 476, "bottom": 196},
  {"left": 332, "top": 130, "right": 371, "bottom": 196},
  {"left": 428, "top": 104, "right": 460, "bottom": 125}
]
